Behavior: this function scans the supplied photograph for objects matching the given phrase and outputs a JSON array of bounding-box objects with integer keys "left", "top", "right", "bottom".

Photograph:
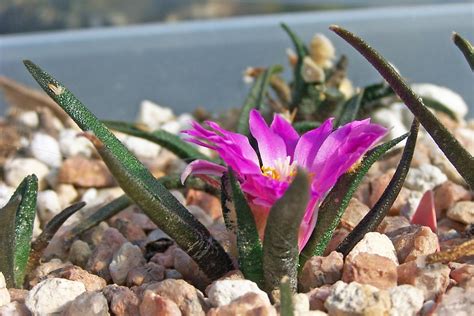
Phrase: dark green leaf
[
  {"left": 293, "top": 121, "right": 321, "bottom": 134},
  {"left": 263, "top": 169, "right": 310, "bottom": 294},
  {"left": 237, "top": 65, "right": 283, "bottom": 135},
  {"left": 452, "top": 32, "right": 474, "bottom": 71},
  {"left": 336, "top": 119, "right": 419, "bottom": 256},
  {"left": 330, "top": 25, "right": 474, "bottom": 189},
  {"left": 299, "top": 131, "right": 409, "bottom": 267},
  {"left": 279, "top": 276, "right": 295, "bottom": 316},
  {"left": 334, "top": 89, "right": 364, "bottom": 128},
  {"left": 24, "top": 60, "right": 233, "bottom": 280},
  {"left": 360, "top": 82, "right": 395, "bottom": 111},
  {"left": 0, "top": 175, "right": 38, "bottom": 288},
  {"left": 228, "top": 169, "right": 263, "bottom": 286}
]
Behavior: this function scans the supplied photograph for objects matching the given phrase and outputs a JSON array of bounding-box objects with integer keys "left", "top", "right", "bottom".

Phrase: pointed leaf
[
  {"left": 300, "top": 131, "right": 409, "bottom": 266},
  {"left": 330, "top": 25, "right": 474, "bottom": 189},
  {"left": 0, "top": 175, "right": 38, "bottom": 288},
  {"left": 263, "top": 169, "right": 310, "bottom": 294},
  {"left": 228, "top": 169, "right": 263, "bottom": 285},
  {"left": 452, "top": 32, "right": 474, "bottom": 71},
  {"left": 421, "top": 97, "right": 458, "bottom": 121},
  {"left": 334, "top": 89, "right": 364, "bottom": 128},
  {"left": 279, "top": 276, "right": 295, "bottom": 316},
  {"left": 23, "top": 60, "right": 233, "bottom": 280},
  {"left": 336, "top": 119, "right": 419, "bottom": 256}
]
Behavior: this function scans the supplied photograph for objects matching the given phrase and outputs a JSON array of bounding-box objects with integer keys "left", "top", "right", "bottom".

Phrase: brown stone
[
  {"left": 449, "top": 263, "right": 474, "bottom": 287},
  {"left": 7, "top": 289, "right": 28, "bottom": 303},
  {"left": 0, "top": 122, "right": 21, "bottom": 166},
  {"left": 299, "top": 251, "right": 344, "bottom": 292},
  {"left": 369, "top": 169, "right": 410, "bottom": 214},
  {"left": 387, "top": 225, "right": 439, "bottom": 263},
  {"left": 58, "top": 156, "right": 116, "bottom": 187},
  {"left": 305, "top": 285, "right": 331, "bottom": 311},
  {"left": 377, "top": 216, "right": 410, "bottom": 234},
  {"left": 103, "top": 285, "right": 140, "bottom": 316},
  {"left": 186, "top": 189, "right": 222, "bottom": 221},
  {"left": 46, "top": 265, "right": 106, "bottom": 291},
  {"left": 323, "top": 228, "right": 350, "bottom": 256},
  {"left": 446, "top": 201, "right": 474, "bottom": 225},
  {"left": 127, "top": 262, "right": 165, "bottom": 287},
  {"left": 150, "top": 245, "right": 176, "bottom": 268},
  {"left": 340, "top": 198, "right": 369, "bottom": 230},
  {"left": 434, "top": 180, "right": 471, "bottom": 217},
  {"left": 207, "top": 292, "right": 277, "bottom": 316},
  {"left": 112, "top": 218, "right": 147, "bottom": 243},
  {"left": 397, "top": 260, "right": 450, "bottom": 300},
  {"left": 342, "top": 253, "right": 398, "bottom": 289},
  {"left": 139, "top": 291, "right": 182, "bottom": 316},
  {"left": 173, "top": 248, "right": 211, "bottom": 290}
]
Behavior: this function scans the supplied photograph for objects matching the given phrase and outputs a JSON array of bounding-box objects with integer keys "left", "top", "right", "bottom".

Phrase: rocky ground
[{"left": 0, "top": 90, "right": 473, "bottom": 315}]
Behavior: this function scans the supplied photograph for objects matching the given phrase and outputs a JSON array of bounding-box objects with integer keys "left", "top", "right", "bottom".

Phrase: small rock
[
  {"left": 164, "top": 269, "right": 183, "bottom": 280},
  {"left": 346, "top": 232, "right": 399, "bottom": 265},
  {"left": 0, "top": 273, "right": 10, "bottom": 307},
  {"left": 449, "top": 263, "right": 474, "bottom": 287},
  {"left": 62, "top": 291, "right": 109, "bottom": 316},
  {"left": 411, "top": 83, "right": 468, "bottom": 119},
  {"left": 25, "top": 278, "right": 85, "bottom": 316},
  {"left": 400, "top": 191, "right": 424, "bottom": 220},
  {"left": 109, "top": 242, "right": 145, "bottom": 285},
  {"left": 388, "top": 285, "right": 424, "bottom": 316},
  {"left": 397, "top": 260, "right": 450, "bottom": 300},
  {"left": 305, "top": 285, "right": 331, "bottom": 311},
  {"left": 434, "top": 181, "right": 471, "bottom": 216},
  {"left": 136, "top": 100, "right": 175, "bottom": 130},
  {"left": 299, "top": 251, "right": 344, "bottom": 292},
  {"left": 139, "top": 291, "right": 181, "bottom": 316},
  {"left": 87, "top": 228, "right": 127, "bottom": 282},
  {"left": 377, "top": 216, "right": 410, "bottom": 234},
  {"left": 0, "top": 301, "right": 30, "bottom": 316},
  {"left": 292, "top": 293, "right": 310, "bottom": 314},
  {"left": 186, "top": 205, "right": 213, "bottom": 227},
  {"left": 58, "top": 156, "right": 116, "bottom": 187},
  {"left": 127, "top": 262, "right": 165, "bottom": 287},
  {"left": 16, "top": 110, "right": 39, "bottom": 128},
  {"left": 446, "top": 201, "right": 474, "bottom": 225},
  {"left": 111, "top": 218, "right": 147, "bottom": 243},
  {"left": 309, "top": 33, "right": 336, "bottom": 68},
  {"left": 146, "top": 279, "right": 205, "bottom": 315},
  {"left": 30, "top": 132, "right": 62, "bottom": 168},
  {"left": 59, "top": 128, "right": 94, "bottom": 158},
  {"left": 36, "top": 189, "right": 62, "bottom": 224},
  {"left": 68, "top": 240, "right": 92, "bottom": 268},
  {"left": 372, "top": 105, "right": 410, "bottom": 149},
  {"left": 46, "top": 265, "right": 106, "bottom": 292},
  {"left": 206, "top": 279, "right": 270, "bottom": 307},
  {"left": 434, "top": 286, "right": 474, "bottom": 315},
  {"left": 340, "top": 198, "right": 369, "bottom": 230},
  {"left": 103, "top": 285, "right": 140, "bottom": 316},
  {"left": 0, "top": 183, "right": 14, "bottom": 209},
  {"left": 150, "top": 247, "right": 175, "bottom": 269},
  {"left": 28, "top": 258, "right": 69, "bottom": 287},
  {"left": 161, "top": 121, "right": 181, "bottom": 134},
  {"left": 324, "top": 281, "right": 391, "bottom": 316},
  {"left": 207, "top": 292, "right": 277, "bottom": 316},
  {"left": 342, "top": 253, "right": 398, "bottom": 289},
  {"left": 405, "top": 164, "right": 447, "bottom": 192},
  {"left": 387, "top": 225, "right": 439, "bottom": 263},
  {"left": 118, "top": 134, "right": 161, "bottom": 160},
  {"left": 323, "top": 228, "right": 350, "bottom": 256},
  {"left": 55, "top": 184, "right": 78, "bottom": 209},
  {"left": 7, "top": 289, "right": 28, "bottom": 303},
  {"left": 173, "top": 248, "right": 210, "bottom": 290},
  {"left": 4, "top": 157, "right": 49, "bottom": 189},
  {"left": 186, "top": 189, "right": 222, "bottom": 221}
]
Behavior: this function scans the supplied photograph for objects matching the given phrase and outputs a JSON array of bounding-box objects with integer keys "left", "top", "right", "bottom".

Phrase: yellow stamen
[
  {"left": 261, "top": 166, "right": 280, "bottom": 180},
  {"left": 261, "top": 156, "right": 298, "bottom": 181}
]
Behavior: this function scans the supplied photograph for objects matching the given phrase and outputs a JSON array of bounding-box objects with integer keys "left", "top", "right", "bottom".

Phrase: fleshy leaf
[
  {"left": 334, "top": 89, "right": 364, "bottom": 128},
  {"left": 263, "top": 169, "right": 309, "bottom": 294},
  {"left": 299, "top": 131, "right": 409, "bottom": 267},
  {"left": 279, "top": 276, "right": 295, "bottom": 315},
  {"left": 336, "top": 119, "right": 419, "bottom": 256},
  {"left": 0, "top": 175, "right": 38, "bottom": 288},
  {"left": 103, "top": 120, "right": 211, "bottom": 162},
  {"left": 228, "top": 169, "right": 263, "bottom": 286},
  {"left": 329, "top": 25, "right": 474, "bottom": 189},
  {"left": 23, "top": 60, "right": 233, "bottom": 280},
  {"left": 452, "top": 32, "right": 474, "bottom": 71}
]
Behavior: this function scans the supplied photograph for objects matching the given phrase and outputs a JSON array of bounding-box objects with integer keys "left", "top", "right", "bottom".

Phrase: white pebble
[
  {"left": 37, "top": 190, "right": 62, "bottom": 223},
  {"left": 136, "top": 100, "right": 175, "bottom": 130},
  {"left": 405, "top": 164, "right": 447, "bottom": 192},
  {"left": 30, "top": 132, "right": 62, "bottom": 168},
  {"left": 411, "top": 83, "right": 468, "bottom": 119},
  {"left": 59, "top": 128, "right": 94, "bottom": 158},
  {"left": 109, "top": 242, "right": 145, "bottom": 285},
  {"left": 0, "top": 183, "right": 14, "bottom": 209},
  {"left": 207, "top": 279, "right": 270, "bottom": 307},
  {"left": 389, "top": 285, "right": 424, "bottom": 316},
  {"left": 118, "top": 134, "right": 161, "bottom": 160},
  {"left": 4, "top": 157, "right": 49, "bottom": 188},
  {"left": 347, "top": 232, "right": 399, "bottom": 265},
  {"left": 16, "top": 111, "right": 39, "bottom": 128}
]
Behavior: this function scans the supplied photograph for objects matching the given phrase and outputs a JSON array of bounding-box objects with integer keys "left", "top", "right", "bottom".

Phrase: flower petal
[
  {"left": 270, "top": 114, "right": 299, "bottom": 158},
  {"left": 181, "top": 160, "right": 227, "bottom": 184},
  {"left": 293, "top": 118, "right": 334, "bottom": 169},
  {"left": 298, "top": 197, "right": 320, "bottom": 251},
  {"left": 249, "top": 109, "right": 287, "bottom": 168}
]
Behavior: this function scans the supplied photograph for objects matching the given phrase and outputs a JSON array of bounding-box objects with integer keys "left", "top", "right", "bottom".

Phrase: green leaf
[
  {"left": 452, "top": 32, "right": 474, "bottom": 71},
  {"left": 330, "top": 25, "right": 474, "bottom": 189},
  {"left": 0, "top": 175, "right": 38, "bottom": 288},
  {"left": 281, "top": 23, "right": 309, "bottom": 111},
  {"left": 421, "top": 97, "right": 458, "bottom": 121},
  {"left": 336, "top": 120, "right": 419, "bottom": 256},
  {"left": 360, "top": 82, "right": 395, "bottom": 110},
  {"left": 293, "top": 121, "right": 321, "bottom": 134},
  {"left": 263, "top": 169, "right": 310, "bottom": 294},
  {"left": 237, "top": 65, "right": 283, "bottom": 135},
  {"left": 334, "top": 89, "right": 364, "bottom": 128},
  {"left": 299, "top": 131, "right": 409, "bottom": 267},
  {"left": 103, "top": 120, "right": 212, "bottom": 162},
  {"left": 23, "top": 60, "right": 233, "bottom": 280},
  {"left": 279, "top": 276, "right": 295, "bottom": 316},
  {"left": 228, "top": 169, "right": 263, "bottom": 286}
]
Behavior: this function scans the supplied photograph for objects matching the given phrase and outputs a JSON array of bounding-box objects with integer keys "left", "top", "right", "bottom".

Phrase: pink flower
[{"left": 181, "top": 110, "right": 387, "bottom": 251}]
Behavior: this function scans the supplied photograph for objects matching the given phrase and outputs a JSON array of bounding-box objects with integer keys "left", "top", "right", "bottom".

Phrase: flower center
[{"left": 261, "top": 156, "right": 298, "bottom": 181}]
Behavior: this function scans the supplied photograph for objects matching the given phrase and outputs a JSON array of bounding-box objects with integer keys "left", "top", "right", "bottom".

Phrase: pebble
[
  {"left": 29, "top": 132, "right": 62, "bottom": 168},
  {"left": 28, "top": 258, "right": 69, "bottom": 287},
  {"left": 112, "top": 218, "right": 147, "bottom": 243},
  {"left": 62, "top": 291, "right": 109, "bottom": 316},
  {"left": 299, "top": 251, "right": 344, "bottom": 292},
  {"left": 446, "top": 201, "right": 474, "bottom": 225},
  {"left": 58, "top": 156, "right": 116, "bottom": 187},
  {"left": 309, "top": 34, "right": 336, "bottom": 68},
  {"left": 411, "top": 83, "right": 468, "bottom": 119},
  {"left": 186, "top": 189, "right": 222, "bottom": 221},
  {"left": 449, "top": 263, "right": 474, "bottom": 287},
  {"left": 165, "top": 269, "right": 183, "bottom": 280},
  {"left": 397, "top": 260, "right": 450, "bottom": 300},
  {"left": 4, "top": 157, "right": 49, "bottom": 189},
  {"left": 103, "top": 284, "right": 140, "bottom": 316},
  {"left": 139, "top": 291, "right": 181, "bottom": 316},
  {"left": 346, "top": 232, "right": 399, "bottom": 265},
  {"left": 405, "top": 164, "right": 447, "bottom": 192},
  {"left": 400, "top": 191, "right": 423, "bottom": 220},
  {"left": 340, "top": 198, "right": 369, "bottom": 230},
  {"left": 342, "top": 253, "right": 398, "bottom": 289},
  {"left": 146, "top": 279, "right": 205, "bottom": 315},
  {"left": 136, "top": 100, "right": 175, "bottom": 131},
  {"left": 58, "top": 128, "right": 94, "bottom": 158},
  {"left": 173, "top": 248, "right": 210, "bottom": 290},
  {"left": 292, "top": 293, "right": 310, "bottom": 314},
  {"left": 127, "top": 262, "right": 165, "bottom": 287},
  {"left": 0, "top": 301, "right": 30, "bottom": 316},
  {"left": 0, "top": 273, "right": 10, "bottom": 307},
  {"left": 161, "top": 120, "right": 181, "bottom": 134},
  {"left": 46, "top": 265, "right": 106, "bottom": 292},
  {"left": 55, "top": 183, "right": 78, "bottom": 209},
  {"left": 305, "top": 285, "right": 331, "bottom": 311},
  {"left": 434, "top": 285, "right": 474, "bottom": 315},
  {"left": 36, "top": 189, "right": 62, "bottom": 224},
  {"left": 16, "top": 110, "right": 39, "bottom": 128},
  {"left": 0, "top": 183, "right": 14, "bottom": 209},
  {"left": 324, "top": 281, "right": 391, "bottom": 316},
  {"left": 109, "top": 242, "right": 146, "bottom": 285},
  {"left": 118, "top": 134, "right": 161, "bottom": 160},
  {"left": 7, "top": 288, "right": 28, "bottom": 303},
  {"left": 68, "top": 239, "right": 92, "bottom": 268},
  {"left": 206, "top": 279, "right": 270, "bottom": 307},
  {"left": 433, "top": 180, "right": 471, "bottom": 216},
  {"left": 207, "top": 292, "right": 277, "bottom": 316},
  {"left": 377, "top": 216, "right": 410, "bottom": 234},
  {"left": 372, "top": 105, "right": 410, "bottom": 148},
  {"left": 386, "top": 225, "right": 439, "bottom": 263},
  {"left": 388, "top": 285, "right": 424, "bottom": 316},
  {"left": 25, "top": 278, "right": 85, "bottom": 316}
]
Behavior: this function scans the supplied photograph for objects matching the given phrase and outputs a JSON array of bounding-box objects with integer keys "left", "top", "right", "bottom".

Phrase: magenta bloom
[{"left": 181, "top": 110, "right": 387, "bottom": 251}]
